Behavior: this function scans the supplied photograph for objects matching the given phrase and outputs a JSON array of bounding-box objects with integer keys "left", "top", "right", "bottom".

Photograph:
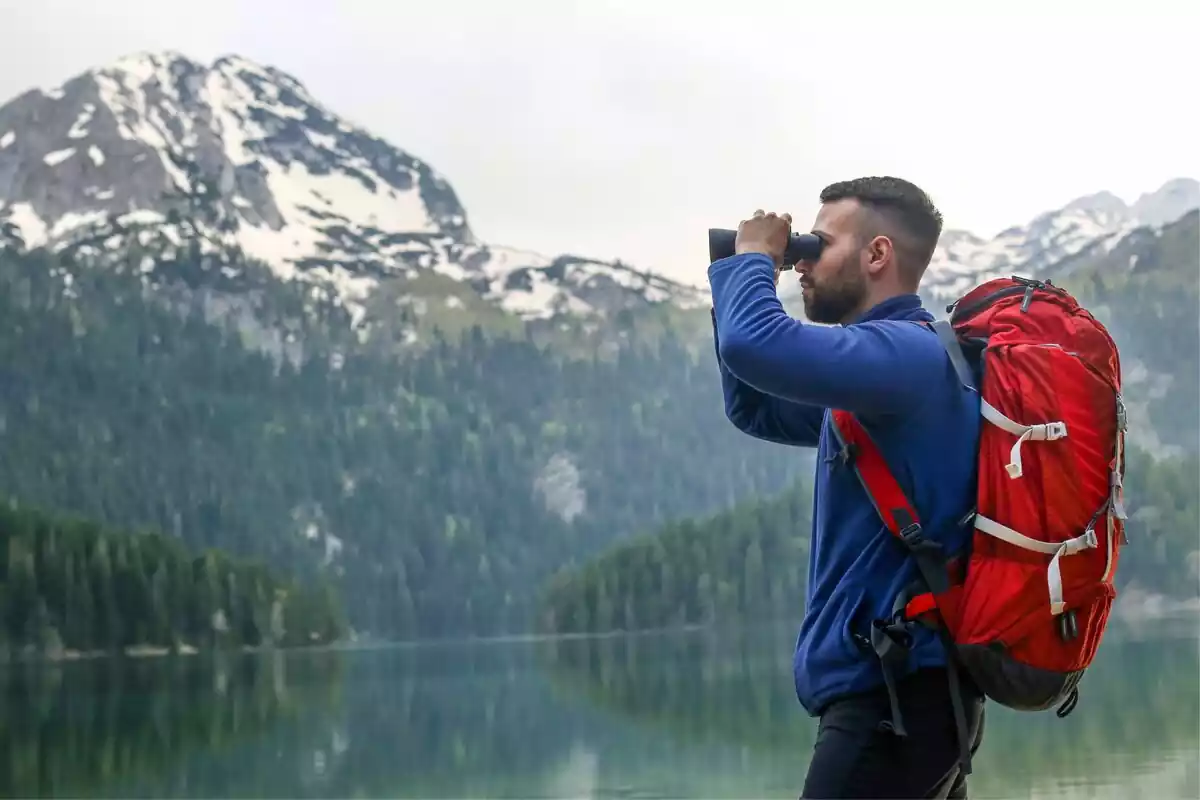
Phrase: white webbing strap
[
  {"left": 980, "top": 400, "right": 1068, "bottom": 479},
  {"left": 1106, "top": 422, "right": 1127, "bottom": 570},
  {"left": 974, "top": 514, "right": 1099, "bottom": 616},
  {"left": 1111, "top": 396, "right": 1128, "bottom": 538}
]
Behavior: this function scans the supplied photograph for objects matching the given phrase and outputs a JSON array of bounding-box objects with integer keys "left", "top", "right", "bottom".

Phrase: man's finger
[
  {"left": 782, "top": 212, "right": 793, "bottom": 225},
  {"left": 753, "top": 209, "right": 765, "bottom": 218}
]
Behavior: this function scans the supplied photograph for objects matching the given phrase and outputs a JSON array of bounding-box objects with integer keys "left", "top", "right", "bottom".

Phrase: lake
[{"left": 2, "top": 617, "right": 1196, "bottom": 798}]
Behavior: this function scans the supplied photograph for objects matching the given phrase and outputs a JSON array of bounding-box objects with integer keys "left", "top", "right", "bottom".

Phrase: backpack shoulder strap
[
  {"left": 931, "top": 320, "right": 977, "bottom": 392},
  {"left": 827, "top": 408, "right": 973, "bottom": 775},
  {"left": 828, "top": 409, "right": 922, "bottom": 539},
  {"left": 900, "top": 318, "right": 978, "bottom": 392},
  {"left": 827, "top": 411, "right": 954, "bottom": 599}
]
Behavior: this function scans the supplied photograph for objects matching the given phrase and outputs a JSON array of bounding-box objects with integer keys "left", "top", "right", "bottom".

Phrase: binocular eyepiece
[{"left": 707, "top": 228, "right": 824, "bottom": 270}]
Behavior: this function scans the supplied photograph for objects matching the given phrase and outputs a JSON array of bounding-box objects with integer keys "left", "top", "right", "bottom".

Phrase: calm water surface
[{"left": 2, "top": 618, "right": 1197, "bottom": 798}]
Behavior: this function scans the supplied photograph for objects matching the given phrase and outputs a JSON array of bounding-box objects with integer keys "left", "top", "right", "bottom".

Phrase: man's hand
[{"left": 735, "top": 209, "right": 792, "bottom": 277}]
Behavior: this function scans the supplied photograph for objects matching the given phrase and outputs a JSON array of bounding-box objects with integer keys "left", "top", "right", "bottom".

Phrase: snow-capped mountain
[
  {"left": 923, "top": 178, "right": 1199, "bottom": 299},
  {"left": 0, "top": 51, "right": 707, "bottom": 326},
  {"left": 0, "top": 50, "right": 1193, "bottom": 329}
]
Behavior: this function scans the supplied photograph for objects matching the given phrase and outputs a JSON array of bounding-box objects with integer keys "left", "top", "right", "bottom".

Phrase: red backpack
[{"left": 829, "top": 276, "right": 1127, "bottom": 774}]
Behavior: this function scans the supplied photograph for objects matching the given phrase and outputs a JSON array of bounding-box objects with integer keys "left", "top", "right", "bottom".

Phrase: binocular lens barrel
[{"left": 707, "top": 229, "right": 824, "bottom": 269}]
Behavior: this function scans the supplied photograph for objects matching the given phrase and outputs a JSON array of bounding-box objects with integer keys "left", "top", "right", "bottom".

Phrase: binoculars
[{"left": 707, "top": 228, "right": 824, "bottom": 270}]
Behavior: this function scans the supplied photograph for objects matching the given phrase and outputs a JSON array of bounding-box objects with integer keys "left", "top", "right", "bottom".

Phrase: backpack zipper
[{"left": 949, "top": 277, "right": 1067, "bottom": 322}]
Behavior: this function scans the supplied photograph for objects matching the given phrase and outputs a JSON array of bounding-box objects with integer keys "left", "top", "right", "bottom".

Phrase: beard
[{"left": 801, "top": 255, "right": 868, "bottom": 325}]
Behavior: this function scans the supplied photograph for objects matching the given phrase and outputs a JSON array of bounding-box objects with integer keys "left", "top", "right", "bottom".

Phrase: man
[{"left": 708, "top": 177, "right": 986, "bottom": 798}]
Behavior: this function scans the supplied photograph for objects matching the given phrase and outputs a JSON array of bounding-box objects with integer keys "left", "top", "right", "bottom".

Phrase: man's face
[{"left": 796, "top": 199, "right": 870, "bottom": 325}]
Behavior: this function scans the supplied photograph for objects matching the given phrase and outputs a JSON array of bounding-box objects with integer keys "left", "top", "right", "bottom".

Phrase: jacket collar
[{"left": 850, "top": 293, "right": 932, "bottom": 325}]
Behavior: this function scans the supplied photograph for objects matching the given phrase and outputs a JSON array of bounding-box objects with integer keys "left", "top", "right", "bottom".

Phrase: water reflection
[
  {"left": 541, "top": 619, "right": 1200, "bottom": 799},
  {"left": 0, "top": 650, "right": 344, "bottom": 798},
  {"left": 0, "top": 620, "right": 1195, "bottom": 798}
]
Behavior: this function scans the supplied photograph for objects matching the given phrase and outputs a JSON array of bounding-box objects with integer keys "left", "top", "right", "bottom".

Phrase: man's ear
[{"left": 865, "top": 235, "right": 894, "bottom": 277}]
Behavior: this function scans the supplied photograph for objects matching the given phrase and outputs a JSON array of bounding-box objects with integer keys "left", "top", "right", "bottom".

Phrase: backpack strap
[
  {"left": 828, "top": 409, "right": 973, "bottom": 776},
  {"left": 931, "top": 319, "right": 977, "bottom": 392},
  {"left": 827, "top": 410, "right": 960, "bottom": 608}
]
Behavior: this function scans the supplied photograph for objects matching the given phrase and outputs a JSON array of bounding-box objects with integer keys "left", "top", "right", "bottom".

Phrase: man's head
[{"left": 796, "top": 176, "right": 943, "bottom": 325}]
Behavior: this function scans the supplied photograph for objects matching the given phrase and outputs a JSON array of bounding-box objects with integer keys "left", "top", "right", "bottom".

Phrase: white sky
[{"left": 0, "top": 0, "right": 1195, "bottom": 285}]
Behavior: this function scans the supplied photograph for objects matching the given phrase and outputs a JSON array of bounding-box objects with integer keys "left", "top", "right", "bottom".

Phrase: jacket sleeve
[
  {"left": 712, "top": 308, "right": 825, "bottom": 447},
  {"left": 708, "top": 252, "right": 946, "bottom": 418}
]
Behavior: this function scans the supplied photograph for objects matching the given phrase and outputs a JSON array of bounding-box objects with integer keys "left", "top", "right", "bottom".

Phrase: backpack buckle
[
  {"left": 898, "top": 521, "right": 924, "bottom": 547},
  {"left": 1044, "top": 421, "right": 1068, "bottom": 440},
  {"left": 872, "top": 616, "right": 914, "bottom": 653},
  {"left": 895, "top": 520, "right": 952, "bottom": 595},
  {"left": 899, "top": 522, "right": 943, "bottom": 561}
]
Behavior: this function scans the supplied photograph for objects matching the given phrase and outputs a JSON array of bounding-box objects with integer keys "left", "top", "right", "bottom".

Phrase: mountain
[
  {"left": 1, "top": 50, "right": 1193, "bottom": 330},
  {"left": 921, "top": 178, "right": 1199, "bottom": 300},
  {"left": 0, "top": 50, "right": 1193, "bottom": 643},
  {"left": 0, "top": 51, "right": 707, "bottom": 332},
  {"left": 0, "top": 50, "right": 804, "bottom": 642}
]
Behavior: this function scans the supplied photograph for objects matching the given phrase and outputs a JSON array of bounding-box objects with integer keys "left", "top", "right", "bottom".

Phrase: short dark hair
[{"left": 819, "top": 176, "right": 943, "bottom": 285}]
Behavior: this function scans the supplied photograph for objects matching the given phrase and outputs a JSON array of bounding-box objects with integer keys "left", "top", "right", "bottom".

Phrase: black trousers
[{"left": 800, "top": 667, "right": 986, "bottom": 799}]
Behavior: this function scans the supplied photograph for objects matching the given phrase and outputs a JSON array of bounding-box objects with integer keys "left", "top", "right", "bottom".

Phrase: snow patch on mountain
[
  {"left": 476, "top": 248, "right": 706, "bottom": 319},
  {"left": 0, "top": 50, "right": 704, "bottom": 326},
  {"left": 925, "top": 179, "right": 1199, "bottom": 299}
]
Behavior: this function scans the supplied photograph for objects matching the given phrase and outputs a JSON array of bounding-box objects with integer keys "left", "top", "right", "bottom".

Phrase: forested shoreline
[
  {"left": 0, "top": 500, "right": 345, "bottom": 663},
  {"left": 538, "top": 446, "right": 1200, "bottom": 636}
]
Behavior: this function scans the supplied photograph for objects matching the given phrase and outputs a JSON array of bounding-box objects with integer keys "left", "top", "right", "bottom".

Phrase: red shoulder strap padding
[{"left": 828, "top": 409, "right": 920, "bottom": 538}]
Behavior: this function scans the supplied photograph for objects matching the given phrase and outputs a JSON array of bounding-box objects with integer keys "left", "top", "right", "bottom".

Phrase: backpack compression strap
[{"left": 828, "top": 408, "right": 973, "bottom": 775}]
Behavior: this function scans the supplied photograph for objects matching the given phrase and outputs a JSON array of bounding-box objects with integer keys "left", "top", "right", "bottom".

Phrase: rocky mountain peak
[
  {"left": 923, "top": 177, "right": 1199, "bottom": 300},
  {"left": 0, "top": 51, "right": 706, "bottom": 326}
]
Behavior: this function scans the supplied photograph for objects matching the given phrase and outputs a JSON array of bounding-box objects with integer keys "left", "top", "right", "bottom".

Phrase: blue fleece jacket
[{"left": 708, "top": 252, "right": 980, "bottom": 715}]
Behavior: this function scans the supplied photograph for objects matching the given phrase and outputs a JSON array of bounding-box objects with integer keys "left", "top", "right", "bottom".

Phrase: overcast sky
[{"left": 0, "top": 0, "right": 1195, "bottom": 284}]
